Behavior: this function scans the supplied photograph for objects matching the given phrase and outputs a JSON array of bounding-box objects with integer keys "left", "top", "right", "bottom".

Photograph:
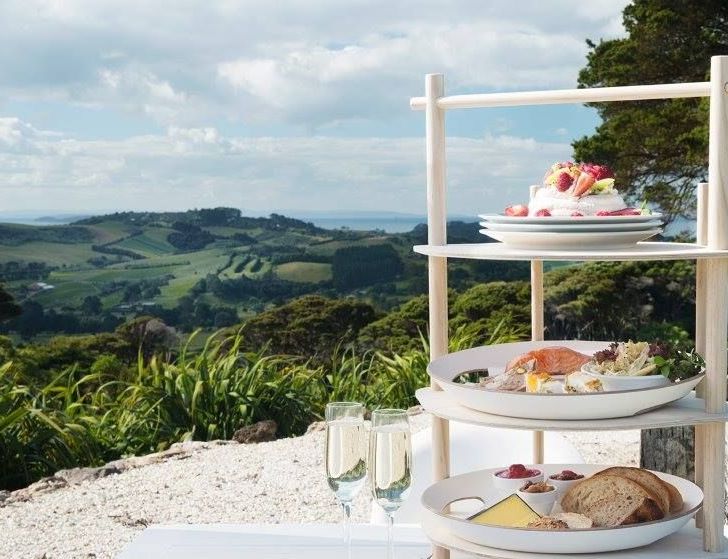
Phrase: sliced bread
[
  {"left": 560, "top": 474, "right": 665, "bottom": 527},
  {"left": 593, "top": 467, "right": 670, "bottom": 515}
]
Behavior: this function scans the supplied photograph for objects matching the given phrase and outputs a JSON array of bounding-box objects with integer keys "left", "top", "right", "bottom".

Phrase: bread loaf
[
  {"left": 593, "top": 467, "right": 670, "bottom": 514},
  {"left": 560, "top": 474, "right": 664, "bottom": 527},
  {"left": 594, "top": 466, "right": 683, "bottom": 513}
]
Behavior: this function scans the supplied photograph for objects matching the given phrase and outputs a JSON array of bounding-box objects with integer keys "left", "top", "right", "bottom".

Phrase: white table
[{"left": 118, "top": 523, "right": 445, "bottom": 559}]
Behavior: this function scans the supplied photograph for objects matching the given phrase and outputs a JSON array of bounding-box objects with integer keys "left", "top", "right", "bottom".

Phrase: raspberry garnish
[
  {"left": 555, "top": 172, "right": 573, "bottom": 192},
  {"left": 535, "top": 209, "right": 551, "bottom": 217}
]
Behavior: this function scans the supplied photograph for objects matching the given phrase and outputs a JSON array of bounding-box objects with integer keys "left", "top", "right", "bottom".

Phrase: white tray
[
  {"left": 420, "top": 464, "right": 702, "bottom": 554},
  {"left": 480, "top": 228, "right": 662, "bottom": 249},
  {"left": 479, "top": 221, "right": 662, "bottom": 233},
  {"left": 479, "top": 213, "right": 663, "bottom": 225},
  {"left": 428, "top": 341, "right": 705, "bottom": 420}
]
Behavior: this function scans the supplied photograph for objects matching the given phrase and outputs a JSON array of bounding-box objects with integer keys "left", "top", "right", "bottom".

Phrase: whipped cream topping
[{"left": 528, "top": 187, "right": 627, "bottom": 217}]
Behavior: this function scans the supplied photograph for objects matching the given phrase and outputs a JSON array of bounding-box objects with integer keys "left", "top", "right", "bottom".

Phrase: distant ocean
[{"left": 0, "top": 211, "right": 697, "bottom": 235}]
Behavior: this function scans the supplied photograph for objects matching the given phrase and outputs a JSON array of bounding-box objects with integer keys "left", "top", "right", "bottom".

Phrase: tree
[
  {"left": 81, "top": 295, "right": 103, "bottom": 315},
  {"left": 0, "top": 285, "right": 21, "bottom": 322},
  {"left": 241, "top": 295, "right": 378, "bottom": 358},
  {"left": 574, "top": 0, "right": 728, "bottom": 222}
]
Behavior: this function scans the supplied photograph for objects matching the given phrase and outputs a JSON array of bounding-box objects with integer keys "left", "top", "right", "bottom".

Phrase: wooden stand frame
[{"left": 412, "top": 56, "right": 728, "bottom": 556}]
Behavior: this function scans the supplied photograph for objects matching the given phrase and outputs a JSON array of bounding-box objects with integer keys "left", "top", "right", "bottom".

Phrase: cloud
[
  {"left": 0, "top": 118, "right": 568, "bottom": 214},
  {"left": 0, "top": 0, "right": 629, "bottom": 128}
]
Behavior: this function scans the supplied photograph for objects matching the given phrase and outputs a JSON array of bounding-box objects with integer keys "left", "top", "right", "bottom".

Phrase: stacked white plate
[{"left": 478, "top": 213, "right": 663, "bottom": 250}]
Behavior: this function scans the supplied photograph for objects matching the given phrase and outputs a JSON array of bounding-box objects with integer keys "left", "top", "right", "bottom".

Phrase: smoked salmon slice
[{"left": 506, "top": 346, "right": 591, "bottom": 374}]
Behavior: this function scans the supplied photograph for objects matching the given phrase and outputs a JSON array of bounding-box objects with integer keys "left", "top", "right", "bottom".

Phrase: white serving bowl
[
  {"left": 581, "top": 363, "right": 670, "bottom": 391},
  {"left": 516, "top": 485, "right": 558, "bottom": 516},
  {"left": 547, "top": 470, "right": 586, "bottom": 498},
  {"left": 491, "top": 466, "right": 543, "bottom": 495}
]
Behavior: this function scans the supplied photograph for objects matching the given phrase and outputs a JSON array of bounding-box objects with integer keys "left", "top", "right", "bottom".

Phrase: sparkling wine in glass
[
  {"left": 325, "top": 402, "right": 366, "bottom": 557},
  {"left": 369, "top": 409, "right": 412, "bottom": 559}
]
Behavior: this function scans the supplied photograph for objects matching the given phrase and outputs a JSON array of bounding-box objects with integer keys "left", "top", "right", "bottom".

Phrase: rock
[
  {"left": 7, "top": 476, "right": 67, "bottom": 503},
  {"left": 306, "top": 421, "right": 325, "bottom": 434},
  {"left": 407, "top": 405, "right": 424, "bottom": 416},
  {"left": 233, "top": 420, "right": 278, "bottom": 444},
  {"left": 56, "top": 465, "right": 122, "bottom": 485}
]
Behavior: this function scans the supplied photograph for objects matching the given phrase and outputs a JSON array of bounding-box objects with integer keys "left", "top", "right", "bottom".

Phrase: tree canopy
[
  {"left": 0, "top": 286, "right": 21, "bottom": 322},
  {"left": 574, "top": 0, "right": 728, "bottom": 221}
]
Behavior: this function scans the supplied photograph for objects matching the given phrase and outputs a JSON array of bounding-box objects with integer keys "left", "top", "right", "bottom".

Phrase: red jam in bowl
[
  {"left": 495, "top": 463, "right": 541, "bottom": 479},
  {"left": 549, "top": 469, "right": 584, "bottom": 481}
]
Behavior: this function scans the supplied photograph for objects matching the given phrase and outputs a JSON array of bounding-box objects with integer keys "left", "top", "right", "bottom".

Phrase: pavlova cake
[{"left": 505, "top": 162, "right": 642, "bottom": 217}]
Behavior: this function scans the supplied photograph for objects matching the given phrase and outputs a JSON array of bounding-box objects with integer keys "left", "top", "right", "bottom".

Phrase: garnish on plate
[
  {"left": 503, "top": 161, "right": 652, "bottom": 218},
  {"left": 589, "top": 341, "right": 704, "bottom": 382}
]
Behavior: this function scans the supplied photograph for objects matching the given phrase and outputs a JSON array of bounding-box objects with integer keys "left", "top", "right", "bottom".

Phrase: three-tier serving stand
[{"left": 411, "top": 56, "right": 728, "bottom": 558}]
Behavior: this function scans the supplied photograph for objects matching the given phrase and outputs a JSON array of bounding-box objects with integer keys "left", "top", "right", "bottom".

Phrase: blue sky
[{"left": 0, "top": 0, "right": 628, "bottom": 216}]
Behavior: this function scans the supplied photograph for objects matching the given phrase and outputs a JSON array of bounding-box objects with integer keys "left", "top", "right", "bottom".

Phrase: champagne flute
[
  {"left": 369, "top": 409, "right": 412, "bottom": 559},
  {"left": 325, "top": 402, "right": 366, "bottom": 557}
]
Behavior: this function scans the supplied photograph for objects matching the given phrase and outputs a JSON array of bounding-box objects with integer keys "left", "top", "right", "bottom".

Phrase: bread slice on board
[
  {"left": 594, "top": 466, "right": 682, "bottom": 513},
  {"left": 561, "top": 474, "right": 665, "bottom": 527}
]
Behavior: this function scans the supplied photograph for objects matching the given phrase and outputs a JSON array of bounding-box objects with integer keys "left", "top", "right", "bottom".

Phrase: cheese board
[{"left": 420, "top": 464, "right": 702, "bottom": 554}]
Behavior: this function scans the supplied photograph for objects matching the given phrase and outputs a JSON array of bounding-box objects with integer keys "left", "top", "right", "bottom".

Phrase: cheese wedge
[{"left": 469, "top": 494, "right": 541, "bottom": 527}]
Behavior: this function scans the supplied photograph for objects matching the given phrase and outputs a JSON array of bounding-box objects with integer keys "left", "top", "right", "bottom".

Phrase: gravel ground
[{"left": 1, "top": 414, "right": 640, "bottom": 559}]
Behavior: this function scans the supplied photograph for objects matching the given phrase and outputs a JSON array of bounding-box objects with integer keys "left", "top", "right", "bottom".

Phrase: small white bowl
[
  {"left": 547, "top": 471, "right": 586, "bottom": 498},
  {"left": 581, "top": 364, "right": 670, "bottom": 392},
  {"left": 491, "top": 466, "right": 543, "bottom": 495},
  {"left": 517, "top": 484, "right": 558, "bottom": 516}
]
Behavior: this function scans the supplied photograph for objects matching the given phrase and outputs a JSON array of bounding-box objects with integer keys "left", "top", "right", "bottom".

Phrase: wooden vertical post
[
  {"left": 529, "top": 184, "right": 545, "bottom": 463},
  {"left": 695, "top": 181, "right": 708, "bottom": 529},
  {"left": 425, "top": 73, "right": 450, "bottom": 559},
  {"left": 702, "top": 55, "right": 728, "bottom": 553}
]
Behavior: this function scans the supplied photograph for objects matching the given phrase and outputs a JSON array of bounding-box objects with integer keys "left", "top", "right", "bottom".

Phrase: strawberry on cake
[{"left": 504, "top": 162, "right": 643, "bottom": 218}]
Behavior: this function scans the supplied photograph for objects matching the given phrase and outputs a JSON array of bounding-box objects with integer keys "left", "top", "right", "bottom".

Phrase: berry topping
[
  {"left": 571, "top": 212, "right": 584, "bottom": 217},
  {"left": 580, "top": 163, "right": 613, "bottom": 181},
  {"left": 555, "top": 171, "right": 574, "bottom": 192},
  {"left": 596, "top": 208, "right": 641, "bottom": 217},
  {"left": 535, "top": 209, "right": 551, "bottom": 217},
  {"left": 549, "top": 469, "right": 584, "bottom": 481},
  {"left": 496, "top": 463, "right": 541, "bottom": 478},
  {"left": 505, "top": 204, "right": 529, "bottom": 217}
]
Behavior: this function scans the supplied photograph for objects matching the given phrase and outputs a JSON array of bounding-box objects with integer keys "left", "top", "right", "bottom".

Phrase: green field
[
  {"left": 275, "top": 262, "right": 332, "bottom": 283},
  {"left": 0, "top": 210, "right": 490, "bottom": 332}
]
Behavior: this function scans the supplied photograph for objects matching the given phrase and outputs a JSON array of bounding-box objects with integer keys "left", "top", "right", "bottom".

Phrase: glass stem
[
  {"left": 341, "top": 501, "right": 352, "bottom": 559},
  {"left": 386, "top": 511, "right": 394, "bottom": 559}
]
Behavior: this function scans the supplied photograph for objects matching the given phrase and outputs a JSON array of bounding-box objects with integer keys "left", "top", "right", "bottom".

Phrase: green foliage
[
  {"left": 332, "top": 244, "right": 403, "bottom": 289},
  {"left": 574, "top": 0, "right": 728, "bottom": 220},
  {"left": 0, "top": 285, "right": 21, "bottom": 322},
  {"left": 241, "top": 295, "right": 378, "bottom": 358},
  {"left": 0, "top": 325, "right": 515, "bottom": 490}
]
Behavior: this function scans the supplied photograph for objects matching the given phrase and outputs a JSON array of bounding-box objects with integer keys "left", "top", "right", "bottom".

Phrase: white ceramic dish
[
  {"left": 479, "top": 220, "right": 663, "bottom": 233},
  {"left": 480, "top": 228, "right": 662, "bottom": 249},
  {"left": 547, "top": 471, "right": 586, "bottom": 497},
  {"left": 516, "top": 486, "right": 558, "bottom": 516},
  {"left": 479, "top": 213, "right": 663, "bottom": 225},
  {"left": 581, "top": 363, "right": 671, "bottom": 391},
  {"left": 491, "top": 468, "right": 543, "bottom": 495},
  {"left": 421, "top": 464, "right": 702, "bottom": 554},
  {"left": 428, "top": 340, "right": 705, "bottom": 420}
]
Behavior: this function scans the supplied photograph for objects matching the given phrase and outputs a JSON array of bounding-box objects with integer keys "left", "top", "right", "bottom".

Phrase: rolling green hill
[{"left": 0, "top": 208, "right": 528, "bottom": 338}]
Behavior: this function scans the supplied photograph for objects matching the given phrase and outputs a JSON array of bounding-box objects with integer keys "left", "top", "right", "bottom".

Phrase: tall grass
[{"left": 0, "top": 319, "right": 525, "bottom": 490}]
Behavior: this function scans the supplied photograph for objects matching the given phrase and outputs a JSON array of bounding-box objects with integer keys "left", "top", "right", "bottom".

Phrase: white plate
[
  {"left": 479, "top": 213, "right": 663, "bottom": 225},
  {"left": 480, "top": 228, "right": 662, "bottom": 249},
  {"left": 581, "top": 363, "right": 671, "bottom": 391},
  {"left": 479, "top": 221, "right": 663, "bottom": 233},
  {"left": 428, "top": 340, "right": 705, "bottom": 420},
  {"left": 421, "top": 464, "right": 702, "bottom": 554}
]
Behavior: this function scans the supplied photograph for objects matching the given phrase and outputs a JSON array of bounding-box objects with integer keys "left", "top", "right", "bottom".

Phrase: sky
[{"left": 0, "top": 0, "right": 630, "bottom": 217}]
